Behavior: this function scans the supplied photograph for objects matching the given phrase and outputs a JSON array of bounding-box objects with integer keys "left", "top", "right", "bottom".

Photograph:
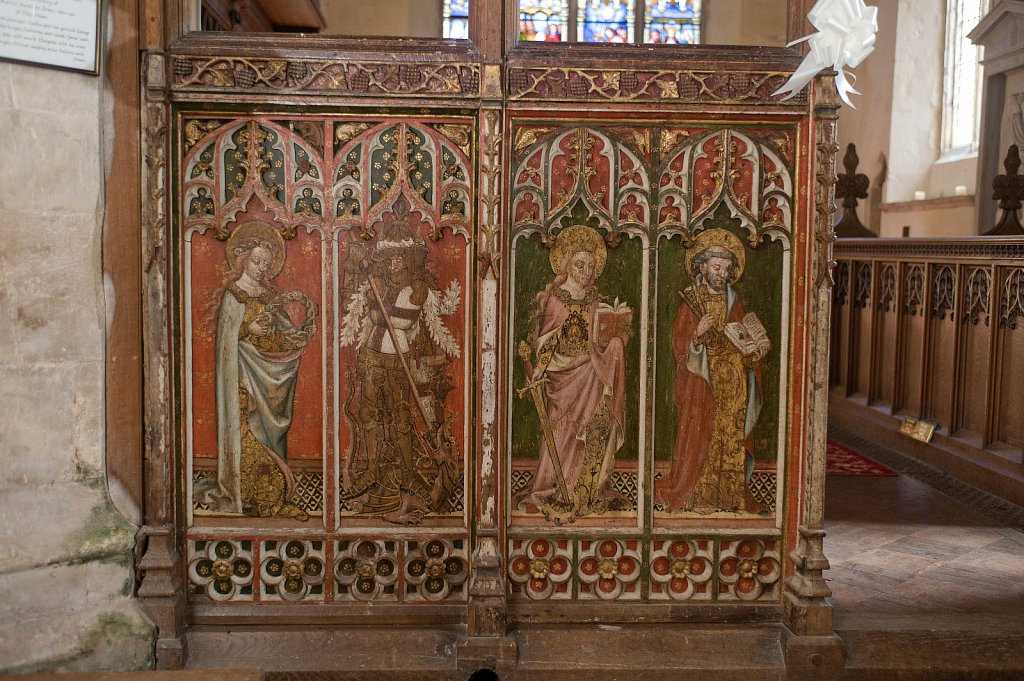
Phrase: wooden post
[
  {"left": 834, "top": 143, "right": 876, "bottom": 238},
  {"left": 983, "top": 145, "right": 1024, "bottom": 236}
]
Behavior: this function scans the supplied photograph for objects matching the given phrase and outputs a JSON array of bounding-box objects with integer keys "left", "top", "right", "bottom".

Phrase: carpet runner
[{"left": 826, "top": 439, "right": 897, "bottom": 476}]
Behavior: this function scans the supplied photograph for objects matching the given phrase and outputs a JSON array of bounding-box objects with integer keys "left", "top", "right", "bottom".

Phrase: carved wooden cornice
[
  {"left": 169, "top": 34, "right": 482, "bottom": 98},
  {"left": 505, "top": 45, "right": 807, "bottom": 106},
  {"left": 835, "top": 237, "right": 1024, "bottom": 261}
]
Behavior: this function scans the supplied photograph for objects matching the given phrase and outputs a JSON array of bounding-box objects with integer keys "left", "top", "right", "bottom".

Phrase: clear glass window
[{"left": 941, "top": 0, "right": 987, "bottom": 156}]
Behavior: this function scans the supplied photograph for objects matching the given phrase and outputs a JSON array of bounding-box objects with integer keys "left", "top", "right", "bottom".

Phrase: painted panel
[
  {"left": 181, "top": 114, "right": 476, "bottom": 544},
  {"left": 507, "top": 121, "right": 795, "bottom": 543}
]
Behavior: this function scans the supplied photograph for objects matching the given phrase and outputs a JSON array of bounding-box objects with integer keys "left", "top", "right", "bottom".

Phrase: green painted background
[
  {"left": 510, "top": 232, "right": 645, "bottom": 466},
  {"left": 652, "top": 230, "right": 786, "bottom": 463}
]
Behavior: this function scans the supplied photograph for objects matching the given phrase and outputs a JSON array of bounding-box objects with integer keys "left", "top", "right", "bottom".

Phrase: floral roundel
[
  {"left": 508, "top": 539, "right": 572, "bottom": 600},
  {"left": 334, "top": 540, "right": 399, "bottom": 602},
  {"left": 260, "top": 540, "right": 325, "bottom": 601},
  {"left": 649, "top": 539, "right": 713, "bottom": 601},
  {"left": 577, "top": 539, "right": 641, "bottom": 600},
  {"left": 188, "top": 540, "right": 254, "bottom": 602},
  {"left": 718, "top": 539, "right": 782, "bottom": 601},
  {"left": 404, "top": 539, "right": 468, "bottom": 601}
]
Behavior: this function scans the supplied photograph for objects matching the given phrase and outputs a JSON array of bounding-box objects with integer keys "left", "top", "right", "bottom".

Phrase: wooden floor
[{"left": 182, "top": 429, "right": 1024, "bottom": 680}]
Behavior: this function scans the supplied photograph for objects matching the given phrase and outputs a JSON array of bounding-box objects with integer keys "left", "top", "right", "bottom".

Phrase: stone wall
[{"left": 0, "top": 42, "right": 154, "bottom": 673}]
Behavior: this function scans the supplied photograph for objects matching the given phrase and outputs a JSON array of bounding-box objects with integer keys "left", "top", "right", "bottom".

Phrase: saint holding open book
[
  {"left": 516, "top": 225, "right": 631, "bottom": 521},
  {"left": 654, "top": 228, "right": 769, "bottom": 514}
]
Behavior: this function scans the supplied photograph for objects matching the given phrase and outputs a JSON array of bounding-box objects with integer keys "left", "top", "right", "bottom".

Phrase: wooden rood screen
[{"left": 138, "top": 14, "right": 843, "bottom": 672}]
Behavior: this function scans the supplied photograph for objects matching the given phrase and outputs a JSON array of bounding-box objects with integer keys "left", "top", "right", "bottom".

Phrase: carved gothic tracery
[
  {"left": 904, "top": 265, "right": 925, "bottom": 317},
  {"left": 878, "top": 264, "right": 896, "bottom": 312},
  {"left": 932, "top": 266, "right": 956, "bottom": 320},
  {"left": 854, "top": 262, "right": 872, "bottom": 309},
  {"left": 963, "top": 267, "right": 992, "bottom": 326},
  {"left": 1000, "top": 268, "right": 1024, "bottom": 329}
]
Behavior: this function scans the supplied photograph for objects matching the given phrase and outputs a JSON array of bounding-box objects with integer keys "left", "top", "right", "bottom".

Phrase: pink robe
[{"left": 520, "top": 287, "right": 626, "bottom": 508}]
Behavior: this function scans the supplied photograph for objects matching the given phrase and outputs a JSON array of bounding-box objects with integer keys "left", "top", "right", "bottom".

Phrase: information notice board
[{"left": 0, "top": 0, "right": 101, "bottom": 75}]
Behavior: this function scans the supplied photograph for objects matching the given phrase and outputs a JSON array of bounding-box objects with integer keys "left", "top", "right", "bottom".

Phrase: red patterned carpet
[{"left": 826, "top": 439, "right": 897, "bottom": 476}]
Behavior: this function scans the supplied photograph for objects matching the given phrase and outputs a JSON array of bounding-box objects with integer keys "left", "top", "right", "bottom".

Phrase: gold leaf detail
[
  {"left": 437, "top": 124, "right": 472, "bottom": 157},
  {"left": 335, "top": 122, "right": 373, "bottom": 147}
]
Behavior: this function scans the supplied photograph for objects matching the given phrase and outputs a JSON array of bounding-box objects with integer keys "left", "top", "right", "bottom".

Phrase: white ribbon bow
[{"left": 774, "top": 0, "right": 878, "bottom": 107}]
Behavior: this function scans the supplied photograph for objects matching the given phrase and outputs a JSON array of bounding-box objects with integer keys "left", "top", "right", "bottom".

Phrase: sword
[{"left": 516, "top": 374, "right": 571, "bottom": 508}]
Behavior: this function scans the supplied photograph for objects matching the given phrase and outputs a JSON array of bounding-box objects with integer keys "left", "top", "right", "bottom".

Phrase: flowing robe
[
  {"left": 655, "top": 283, "right": 763, "bottom": 513},
  {"left": 520, "top": 286, "right": 627, "bottom": 513},
  {"left": 196, "top": 285, "right": 306, "bottom": 518}
]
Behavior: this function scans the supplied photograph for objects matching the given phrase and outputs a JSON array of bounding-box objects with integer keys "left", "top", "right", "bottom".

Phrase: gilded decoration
[
  {"left": 180, "top": 115, "right": 475, "bottom": 538},
  {"left": 188, "top": 540, "right": 255, "bottom": 602},
  {"left": 508, "top": 539, "right": 573, "bottom": 600},
  {"left": 259, "top": 540, "right": 326, "bottom": 601},
  {"left": 160, "top": 43, "right": 829, "bottom": 626},
  {"left": 509, "top": 123, "right": 793, "bottom": 530},
  {"left": 506, "top": 536, "right": 786, "bottom": 602},
  {"left": 648, "top": 539, "right": 714, "bottom": 601},
  {"left": 173, "top": 57, "right": 481, "bottom": 97},
  {"left": 403, "top": 539, "right": 469, "bottom": 601},
  {"left": 576, "top": 539, "right": 642, "bottom": 600},
  {"left": 717, "top": 538, "right": 782, "bottom": 601},
  {"left": 507, "top": 68, "right": 807, "bottom": 105},
  {"left": 334, "top": 539, "right": 400, "bottom": 602}
]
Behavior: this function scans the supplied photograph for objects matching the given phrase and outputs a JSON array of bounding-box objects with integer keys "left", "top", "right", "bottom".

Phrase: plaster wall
[
  {"left": 879, "top": 202, "right": 976, "bottom": 237},
  {"left": 835, "top": 0, "right": 978, "bottom": 237},
  {"left": 888, "top": 0, "right": 946, "bottom": 205},
  {"left": 321, "top": 0, "right": 444, "bottom": 38},
  {"left": 835, "top": 0, "right": 897, "bottom": 234},
  {"left": 704, "top": 0, "right": 787, "bottom": 46},
  {"left": 0, "top": 40, "right": 153, "bottom": 675}
]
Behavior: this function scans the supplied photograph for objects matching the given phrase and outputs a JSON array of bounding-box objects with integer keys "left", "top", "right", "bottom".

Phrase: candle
[
  {"left": 914, "top": 190, "right": 926, "bottom": 201},
  {"left": 955, "top": 185, "right": 968, "bottom": 196}
]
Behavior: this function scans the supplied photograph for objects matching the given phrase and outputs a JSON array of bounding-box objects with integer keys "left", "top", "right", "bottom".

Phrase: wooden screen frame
[{"left": 123, "top": 0, "right": 842, "bottom": 670}]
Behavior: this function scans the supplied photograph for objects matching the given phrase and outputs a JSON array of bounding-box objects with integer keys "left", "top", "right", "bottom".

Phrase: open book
[
  {"left": 595, "top": 297, "right": 633, "bottom": 350},
  {"left": 724, "top": 312, "right": 769, "bottom": 356}
]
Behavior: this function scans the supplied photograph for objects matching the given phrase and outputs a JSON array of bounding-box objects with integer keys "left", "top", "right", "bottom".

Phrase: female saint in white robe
[{"left": 194, "top": 222, "right": 316, "bottom": 519}]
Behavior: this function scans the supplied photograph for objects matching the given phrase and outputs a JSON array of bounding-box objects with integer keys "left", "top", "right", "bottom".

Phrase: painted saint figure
[
  {"left": 194, "top": 221, "right": 317, "bottom": 520},
  {"left": 517, "top": 225, "right": 631, "bottom": 519},
  {"left": 655, "top": 229, "right": 769, "bottom": 514},
  {"left": 340, "top": 201, "right": 462, "bottom": 525}
]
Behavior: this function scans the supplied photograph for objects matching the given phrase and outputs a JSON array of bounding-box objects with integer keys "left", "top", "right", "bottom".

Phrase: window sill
[
  {"left": 882, "top": 195, "right": 975, "bottom": 213},
  {"left": 935, "top": 148, "right": 979, "bottom": 165}
]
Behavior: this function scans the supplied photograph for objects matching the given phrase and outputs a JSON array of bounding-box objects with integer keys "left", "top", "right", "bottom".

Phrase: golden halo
[
  {"left": 549, "top": 225, "right": 607, "bottom": 279},
  {"left": 224, "top": 220, "right": 287, "bottom": 278},
  {"left": 685, "top": 228, "right": 746, "bottom": 280}
]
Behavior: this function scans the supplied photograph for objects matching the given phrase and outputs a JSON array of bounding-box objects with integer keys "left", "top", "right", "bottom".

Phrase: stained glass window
[
  {"left": 510, "top": 0, "right": 704, "bottom": 45},
  {"left": 520, "top": 0, "right": 569, "bottom": 42},
  {"left": 645, "top": 0, "right": 700, "bottom": 44},
  {"left": 579, "top": 0, "right": 634, "bottom": 43},
  {"left": 443, "top": 0, "right": 471, "bottom": 40}
]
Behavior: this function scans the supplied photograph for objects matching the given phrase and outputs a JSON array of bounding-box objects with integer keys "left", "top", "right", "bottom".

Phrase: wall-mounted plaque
[{"left": 0, "top": 0, "right": 101, "bottom": 75}]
